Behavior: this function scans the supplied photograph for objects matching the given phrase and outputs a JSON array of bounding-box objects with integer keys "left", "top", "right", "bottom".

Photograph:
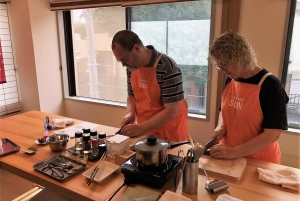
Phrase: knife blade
[{"left": 203, "top": 137, "right": 218, "bottom": 155}]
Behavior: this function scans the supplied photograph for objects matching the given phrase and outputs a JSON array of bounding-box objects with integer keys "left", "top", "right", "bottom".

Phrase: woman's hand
[
  {"left": 212, "top": 125, "right": 226, "bottom": 140},
  {"left": 209, "top": 144, "right": 237, "bottom": 159}
]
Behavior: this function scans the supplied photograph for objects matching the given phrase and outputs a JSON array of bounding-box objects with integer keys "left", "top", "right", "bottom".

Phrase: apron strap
[
  {"left": 258, "top": 72, "right": 272, "bottom": 86},
  {"left": 153, "top": 54, "right": 163, "bottom": 67}
]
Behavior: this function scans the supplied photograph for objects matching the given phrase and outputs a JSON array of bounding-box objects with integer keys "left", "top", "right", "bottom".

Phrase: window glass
[
  {"left": 69, "top": 0, "right": 212, "bottom": 115},
  {"left": 284, "top": 0, "right": 300, "bottom": 129}
]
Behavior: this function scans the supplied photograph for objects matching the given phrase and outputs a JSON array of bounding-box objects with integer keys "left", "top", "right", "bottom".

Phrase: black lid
[
  {"left": 75, "top": 131, "right": 83, "bottom": 138},
  {"left": 90, "top": 130, "right": 97, "bottom": 136},
  {"left": 82, "top": 128, "right": 90, "bottom": 133},
  {"left": 83, "top": 135, "right": 90, "bottom": 141},
  {"left": 98, "top": 132, "right": 106, "bottom": 139}
]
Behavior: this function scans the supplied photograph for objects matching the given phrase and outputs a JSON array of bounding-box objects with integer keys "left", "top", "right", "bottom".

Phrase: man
[{"left": 111, "top": 30, "right": 188, "bottom": 142}]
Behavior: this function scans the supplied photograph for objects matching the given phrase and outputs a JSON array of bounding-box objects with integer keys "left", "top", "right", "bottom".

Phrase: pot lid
[{"left": 135, "top": 135, "right": 169, "bottom": 151}]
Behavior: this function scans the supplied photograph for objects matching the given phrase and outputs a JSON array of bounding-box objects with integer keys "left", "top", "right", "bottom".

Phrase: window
[
  {"left": 0, "top": 3, "right": 21, "bottom": 117},
  {"left": 65, "top": 0, "right": 212, "bottom": 115},
  {"left": 283, "top": 0, "right": 300, "bottom": 129}
]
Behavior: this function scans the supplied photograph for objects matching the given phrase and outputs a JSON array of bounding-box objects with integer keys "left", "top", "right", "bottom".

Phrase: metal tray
[
  {"left": 33, "top": 155, "right": 86, "bottom": 181},
  {"left": 0, "top": 138, "right": 20, "bottom": 157}
]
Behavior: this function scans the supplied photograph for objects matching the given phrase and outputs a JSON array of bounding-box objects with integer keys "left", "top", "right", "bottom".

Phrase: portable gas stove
[{"left": 121, "top": 154, "right": 183, "bottom": 189}]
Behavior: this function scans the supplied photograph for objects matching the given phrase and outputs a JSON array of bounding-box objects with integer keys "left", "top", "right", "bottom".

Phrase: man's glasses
[
  {"left": 117, "top": 46, "right": 134, "bottom": 63},
  {"left": 214, "top": 63, "right": 227, "bottom": 70}
]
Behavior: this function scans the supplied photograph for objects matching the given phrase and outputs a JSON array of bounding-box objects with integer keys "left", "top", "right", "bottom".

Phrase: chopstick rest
[{"left": 87, "top": 152, "right": 107, "bottom": 186}]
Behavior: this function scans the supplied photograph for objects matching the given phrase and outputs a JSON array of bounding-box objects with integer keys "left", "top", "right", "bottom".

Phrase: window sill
[
  {"left": 65, "top": 96, "right": 207, "bottom": 119},
  {"left": 284, "top": 127, "right": 300, "bottom": 135}
]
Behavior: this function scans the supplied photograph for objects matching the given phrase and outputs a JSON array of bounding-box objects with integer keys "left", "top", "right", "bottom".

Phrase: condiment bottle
[
  {"left": 90, "top": 130, "right": 98, "bottom": 156},
  {"left": 83, "top": 135, "right": 91, "bottom": 154},
  {"left": 98, "top": 132, "right": 107, "bottom": 151},
  {"left": 82, "top": 128, "right": 90, "bottom": 137},
  {"left": 74, "top": 131, "right": 83, "bottom": 153}
]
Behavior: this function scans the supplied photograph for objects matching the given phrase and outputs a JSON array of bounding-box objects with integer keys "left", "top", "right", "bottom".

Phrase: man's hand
[
  {"left": 121, "top": 111, "right": 135, "bottom": 128},
  {"left": 121, "top": 123, "right": 144, "bottom": 137}
]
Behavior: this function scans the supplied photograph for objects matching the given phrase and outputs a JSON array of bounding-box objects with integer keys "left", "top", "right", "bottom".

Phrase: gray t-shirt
[{"left": 127, "top": 45, "right": 184, "bottom": 104}]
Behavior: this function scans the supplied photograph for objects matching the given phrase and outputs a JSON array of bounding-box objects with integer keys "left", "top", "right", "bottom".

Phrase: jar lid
[
  {"left": 75, "top": 131, "right": 82, "bottom": 138},
  {"left": 83, "top": 135, "right": 90, "bottom": 141},
  {"left": 90, "top": 130, "right": 97, "bottom": 136},
  {"left": 98, "top": 132, "right": 106, "bottom": 139},
  {"left": 82, "top": 128, "right": 90, "bottom": 133}
]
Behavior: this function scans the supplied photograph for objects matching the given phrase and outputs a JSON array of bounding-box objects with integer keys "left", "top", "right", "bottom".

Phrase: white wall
[{"left": 8, "top": 0, "right": 300, "bottom": 168}]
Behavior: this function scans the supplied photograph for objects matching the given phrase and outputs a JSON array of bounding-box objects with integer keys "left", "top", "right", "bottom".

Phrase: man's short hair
[{"left": 112, "top": 30, "right": 144, "bottom": 51}]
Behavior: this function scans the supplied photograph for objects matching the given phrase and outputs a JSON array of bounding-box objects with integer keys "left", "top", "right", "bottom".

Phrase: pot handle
[{"left": 169, "top": 140, "right": 190, "bottom": 149}]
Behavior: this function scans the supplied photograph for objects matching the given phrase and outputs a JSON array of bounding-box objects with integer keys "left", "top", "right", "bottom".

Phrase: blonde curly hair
[{"left": 209, "top": 31, "right": 257, "bottom": 71}]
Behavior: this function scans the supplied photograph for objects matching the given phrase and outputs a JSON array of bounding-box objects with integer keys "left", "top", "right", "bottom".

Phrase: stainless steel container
[
  {"left": 183, "top": 158, "right": 198, "bottom": 194},
  {"left": 46, "top": 134, "right": 69, "bottom": 152}
]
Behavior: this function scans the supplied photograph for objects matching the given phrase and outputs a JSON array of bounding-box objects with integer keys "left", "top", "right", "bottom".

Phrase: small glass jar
[
  {"left": 83, "top": 135, "right": 91, "bottom": 154},
  {"left": 74, "top": 131, "right": 83, "bottom": 153},
  {"left": 98, "top": 132, "right": 107, "bottom": 151},
  {"left": 90, "top": 130, "right": 98, "bottom": 156},
  {"left": 82, "top": 127, "right": 90, "bottom": 137}
]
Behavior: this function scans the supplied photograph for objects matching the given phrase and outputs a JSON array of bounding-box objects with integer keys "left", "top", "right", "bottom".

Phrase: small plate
[
  {"left": 35, "top": 140, "right": 47, "bottom": 145},
  {"left": 82, "top": 161, "right": 119, "bottom": 183},
  {"left": 23, "top": 148, "right": 37, "bottom": 154}
]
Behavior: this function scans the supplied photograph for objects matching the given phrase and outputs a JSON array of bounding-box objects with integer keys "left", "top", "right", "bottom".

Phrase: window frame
[{"left": 58, "top": 1, "right": 217, "bottom": 120}]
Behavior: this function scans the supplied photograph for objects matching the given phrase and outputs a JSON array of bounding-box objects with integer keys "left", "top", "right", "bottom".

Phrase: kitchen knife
[{"left": 203, "top": 137, "right": 218, "bottom": 155}]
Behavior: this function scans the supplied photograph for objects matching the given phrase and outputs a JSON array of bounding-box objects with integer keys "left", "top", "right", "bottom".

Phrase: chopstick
[
  {"left": 188, "top": 134, "right": 195, "bottom": 148},
  {"left": 87, "top": 152, "right": 107, "bottom": 186}
]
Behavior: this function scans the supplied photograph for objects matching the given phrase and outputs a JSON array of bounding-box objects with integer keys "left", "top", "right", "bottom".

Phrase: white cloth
[
  {"left": 257, "top": 167, "right": 300, "bottom": 191},
  {"left": 216, "top": 194, "right": 243, "bottom": 201},
  {"left": 158, "top": 190, "right": 191, "bottom": 201}
]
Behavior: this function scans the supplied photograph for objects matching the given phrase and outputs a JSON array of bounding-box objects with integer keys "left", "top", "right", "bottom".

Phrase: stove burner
[
  {"left": 121, "top": 154, "right": 182, "bottom": 189},
  {"left": 131, "top": 157, "right": 172, "bottom": 174}
]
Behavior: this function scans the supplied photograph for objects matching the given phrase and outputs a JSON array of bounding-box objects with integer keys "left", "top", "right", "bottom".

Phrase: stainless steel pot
[{"left": 135, "top": 135, "right": 189, "bottom": 167}]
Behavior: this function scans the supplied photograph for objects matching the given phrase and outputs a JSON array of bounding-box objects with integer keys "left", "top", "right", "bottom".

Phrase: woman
[{"left": 208, "top": 31, "right": 289, "bottom": 164}]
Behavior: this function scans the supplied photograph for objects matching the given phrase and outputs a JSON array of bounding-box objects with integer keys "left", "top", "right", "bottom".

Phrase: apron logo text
[
  {"left": 229, "top": 96, "right": 244, "bottom": 109},
  {"left": 138, "top": 78, "right": 147, "bottom": 89}
]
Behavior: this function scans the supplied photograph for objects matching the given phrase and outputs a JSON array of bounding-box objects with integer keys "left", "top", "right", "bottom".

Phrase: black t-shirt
[{"left": 223, "top": 68, "right": 289, "bottom": 130}]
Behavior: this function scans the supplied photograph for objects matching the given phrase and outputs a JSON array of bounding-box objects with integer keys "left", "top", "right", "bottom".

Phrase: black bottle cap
[
  {"left": 90, "top": 130, "right": 97, "bottom": 136},
  {"left": 98, "top": 132, "right": 106, "bottom": 139},
  {"left": 82, "top": 128, "right": 90, "bottom": 133},
  {"left": 83, "top": 135, "right": 90, "bottom": 141},
  {"left": 75, "top": 131, "right": 83, "bottom": 138}
]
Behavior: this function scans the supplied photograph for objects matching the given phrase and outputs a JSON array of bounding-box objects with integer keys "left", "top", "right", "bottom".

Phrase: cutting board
[
  {"left": 199, "top": 157, "right": 247, "bottom": 181},
  {"left": 168, "top": 144, "right": 247, "bottom": 181}
]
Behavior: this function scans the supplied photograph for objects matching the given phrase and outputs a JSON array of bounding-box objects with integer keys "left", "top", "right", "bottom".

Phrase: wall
[
  {"left": 7, "top": 0, "right": 300, "bottom": 168},
  {"left": 9, "top": 0, "right": 65, "bottom": 115}
]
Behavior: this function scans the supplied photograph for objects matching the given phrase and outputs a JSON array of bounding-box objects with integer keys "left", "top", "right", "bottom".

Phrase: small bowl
[{"left": 46, "top": 134, "right": 69, "bottom": 152}]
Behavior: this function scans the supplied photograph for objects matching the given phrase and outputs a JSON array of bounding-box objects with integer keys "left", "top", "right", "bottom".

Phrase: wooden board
[
  {"left": 199, "top": 157, "right": 247, "bottom": 181},
  {"left": 168, "top": 144, "right": 247, "bottom": 181}
]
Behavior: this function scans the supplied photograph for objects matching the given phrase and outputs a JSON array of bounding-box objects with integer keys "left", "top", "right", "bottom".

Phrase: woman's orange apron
[
  {"left": 220, "top": 73, "right": 281, "bottom": 164},
  {"left": 131, "top": 54, "right": 188, "bottom": 142}
]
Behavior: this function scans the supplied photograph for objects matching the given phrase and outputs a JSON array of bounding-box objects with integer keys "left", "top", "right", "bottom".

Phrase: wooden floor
[{"left": 0, "top": 169, "right": 34, "bottom": 201}]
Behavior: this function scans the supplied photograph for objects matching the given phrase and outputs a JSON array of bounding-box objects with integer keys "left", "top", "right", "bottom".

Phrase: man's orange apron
[
  {"left": 131, "top": 54, "right": 188, "bottom": 142},
  {"left": 220, "top": 73, "right": 281, "bottom": 164}
]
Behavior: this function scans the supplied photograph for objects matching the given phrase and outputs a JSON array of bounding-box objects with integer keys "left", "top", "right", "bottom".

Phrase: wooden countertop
[{"left": 0, "top": 111, "right": 299, "bottom": 201}]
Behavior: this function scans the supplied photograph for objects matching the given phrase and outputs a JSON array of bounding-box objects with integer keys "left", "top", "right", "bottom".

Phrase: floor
[{"left": 0, "top": 169, "right": 34, "bottom": 201}]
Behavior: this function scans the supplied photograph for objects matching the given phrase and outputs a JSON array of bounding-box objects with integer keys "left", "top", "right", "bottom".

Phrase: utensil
[
  {"left": 87, "top": 152, "right": 107, "bottom": 186},
  {"left": 173, "top": 148, "right": 193, "bottom": 192},
  {"left": 199, "top": 160, "right": 229, "bottom": 193},
  {"left": 46, "top": 134, "right": 69, "bottom": 152},
  {"left": 134, "top": 135, "right": 189, "bottom": 167},
  {"left": 194, "top": 142, "right": 205, "bottom": 162}
]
